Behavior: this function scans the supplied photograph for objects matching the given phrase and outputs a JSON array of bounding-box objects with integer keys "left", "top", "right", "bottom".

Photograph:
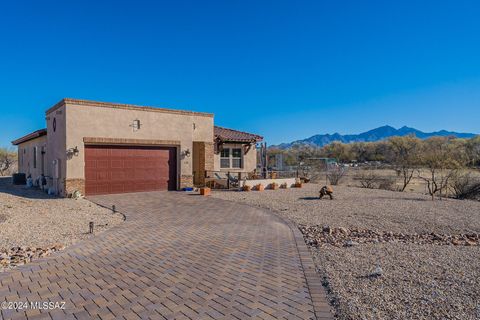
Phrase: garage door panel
[
  {"left": 97, "top": 160, "right": 109, "bottom": 169},
  {"left": 124, "top": 160, "right": 135, "bottom": 168},
  {"left": 85, "top": 145, "right": 177, "bottom": 196},
  {"left": 111, "top": 160, "right": 123, "bottom": 168},
  {"left": 96, "top": 171, "right": 110, "bottom": 181}
]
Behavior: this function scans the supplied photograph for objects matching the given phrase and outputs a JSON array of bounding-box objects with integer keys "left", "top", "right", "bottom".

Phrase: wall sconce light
[
  {"left": 182, "top": 149, "right": 191, "bottom": 158},
  {"left": 66, "top": 146, "right": 79, "bottom": 157}
]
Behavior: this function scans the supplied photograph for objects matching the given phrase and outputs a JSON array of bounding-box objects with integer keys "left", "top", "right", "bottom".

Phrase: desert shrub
[
  {"left": 0, "top": 148, "right": 17, "bottom": 176},
  {"left": 377, "top": 176, "right": 397, "bottom": 191},
  {"left": 355, "top": 169, "right": 381, "bottom": 189},
  {"left": 451, "top": 172, "right": 480, "bottom": 200},
  {"left": 326, "top": 166, "right": 347, "bottom": 185}
]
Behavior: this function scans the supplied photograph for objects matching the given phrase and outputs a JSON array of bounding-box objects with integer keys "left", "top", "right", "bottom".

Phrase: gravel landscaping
[
  {"left": 211, "top": 184, "right": 480, "bottom": 320},
  {"left": 0, "top": 178, "right": 123, "bottom": 270}
]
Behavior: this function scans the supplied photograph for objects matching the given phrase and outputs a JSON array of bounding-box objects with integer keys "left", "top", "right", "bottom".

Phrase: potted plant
[
  {"left": 255, "top": 184, "right": 265, "bottom": 191},
  {"left": 242, "top": 185, "right": 252, "bottom": 191},
  {"left": 280, "top": 182, "right": 288, "bottom": 189},
  {"left": 270, "top": 182, "right": 279, "bottom": 190},
  {"left": 200, "top": 187, "right": 211, "bottom": 196},
  {"left": 294, "top": 178, "right": 303, "bottom": 188}
]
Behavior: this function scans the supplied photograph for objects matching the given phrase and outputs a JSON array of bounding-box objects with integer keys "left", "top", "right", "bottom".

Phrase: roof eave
[{"left": 11, "top": 129, "right": 47, "bottom": 146}]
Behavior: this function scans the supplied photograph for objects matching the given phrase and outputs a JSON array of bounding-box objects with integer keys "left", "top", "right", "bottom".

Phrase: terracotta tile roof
[
  {"left": 11, "top": 129, "right": 47, "bottom": 145},
  {"left": 214, "top": 126, "right": 263, "bottom": 143}
]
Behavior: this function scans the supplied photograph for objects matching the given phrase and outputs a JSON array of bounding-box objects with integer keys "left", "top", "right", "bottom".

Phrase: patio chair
[{"left": 227, "top": 173, "right": 240, "bottom": 189}]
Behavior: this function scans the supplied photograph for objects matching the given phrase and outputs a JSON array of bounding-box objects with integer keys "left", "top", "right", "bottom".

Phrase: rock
[
  {"left": 452, "top": 239, "right": 462, "bottom": 246},
  {"left": 344, "top": 240, "right": 358, "bottom": 247},
  {"left": 370, "top": 265, "right": 383, "bottom": 277},
  {"left": 338, "top": 227, "right": 349, "bottom": 235},
  {"left": 465, "top": 240, "right": 476, "bottom": 246},
  {"left": 322, "top": 225, "right": 332, "bottom": 234}
]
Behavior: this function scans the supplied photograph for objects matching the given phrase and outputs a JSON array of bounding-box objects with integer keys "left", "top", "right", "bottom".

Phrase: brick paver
[{"left": 0, "top": 192, "right": 332, "bottom": 319}]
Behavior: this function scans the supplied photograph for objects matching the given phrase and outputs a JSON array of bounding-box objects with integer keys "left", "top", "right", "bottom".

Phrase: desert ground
[
  {"left": 0, "top": 178, "right": 123, "bottom": 271},
  {"left": 212, "top": 184, "right": 480, "bottom": 320}
]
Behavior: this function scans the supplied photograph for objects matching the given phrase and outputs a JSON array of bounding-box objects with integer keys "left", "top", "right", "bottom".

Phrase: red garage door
[{"left": 85, "top": 145, "right": 177, "bottom": 195}]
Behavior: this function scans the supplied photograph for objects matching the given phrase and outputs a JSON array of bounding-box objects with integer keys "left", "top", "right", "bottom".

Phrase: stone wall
[
  {"left": 65, "top": 178, "right": 85, "bottom": 196},
  {"left": 180, "top": 175, "right": 194, "bottom": 189},
  {"left": 193, "top": 142, "right": 214, "bottom": 186}
]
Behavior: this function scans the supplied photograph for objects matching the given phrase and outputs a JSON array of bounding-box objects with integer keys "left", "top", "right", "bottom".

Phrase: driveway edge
[{"left": 260, "top": 208, "right": 335, "bottom": 320}]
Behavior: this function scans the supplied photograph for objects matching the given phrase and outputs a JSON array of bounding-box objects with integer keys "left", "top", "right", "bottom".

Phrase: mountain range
[{"left": 273, "top": 125, "right": 477, "bottom": 149}]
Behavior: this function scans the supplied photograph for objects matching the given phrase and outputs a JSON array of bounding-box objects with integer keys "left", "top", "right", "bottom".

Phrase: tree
[
  {"left": 417, "top": 137, "right": 466, "bottom": 200},
  {"left": 326, "top": 165, "right": 347, "bottom": 185},
  {"left": 465, "top": 136, "right": 480, "bottom": 166},
  {"left": 387, "top": 135, "right": 420, "bottom": 191},
  {"left": 321, "top": 142, "right": 353, "bottom": 163},
  {"left": 0, "top": 148, "right": 17, "bottom": 176}
]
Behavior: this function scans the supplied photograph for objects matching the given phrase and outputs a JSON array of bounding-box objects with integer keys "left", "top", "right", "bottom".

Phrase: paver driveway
[{"left": 0, "top": 192, "right": 331, "bottom": 320}]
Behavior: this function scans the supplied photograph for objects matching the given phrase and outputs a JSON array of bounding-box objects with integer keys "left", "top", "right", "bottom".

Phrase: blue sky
[{"left": 1, "top": 0, "right": 479, "bottom": 147}]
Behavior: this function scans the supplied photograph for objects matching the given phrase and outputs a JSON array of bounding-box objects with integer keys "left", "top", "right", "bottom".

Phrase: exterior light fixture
[
  {"left": 66, "top": 146, "right": 79, "bottom": 157},
  {"left": 130, "top": 119, "right": 141, "bottom": 131},
  {"left": 182, "top": 149, "right": 191, "bottom": 158}
]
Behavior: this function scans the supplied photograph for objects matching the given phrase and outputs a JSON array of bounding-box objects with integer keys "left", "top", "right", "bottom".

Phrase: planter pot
[
  {"left": 255, "top": 184, "right": 265, "bottom": 191},
  {"left": 242, "top": 185, "right": 252, "bottom": 192},
  {"left": 270, "top": 183, "right": 279, "bottom": 190},
  {"left": 280, "top": 183, "right": 288, "bottom": 189},
  {"left": 200, "top": 187, "right": 211, "bottom": 196},
  {"left": 294, "top": 182, "right": 303, "bottom": 188}
]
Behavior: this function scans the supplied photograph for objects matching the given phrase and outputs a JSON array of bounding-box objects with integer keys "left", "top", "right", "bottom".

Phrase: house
[{"left": 12, "top": 98, "right": 263, "bottom": 196}]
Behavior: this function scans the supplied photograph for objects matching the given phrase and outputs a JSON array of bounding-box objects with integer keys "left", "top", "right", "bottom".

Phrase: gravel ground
[
  {"left": 212, "top": 184, "right": 480, "bottom": 234},
  {"left": 0, "top": 178, "right": 123, "bottom": 250},
  {"left": 314, "top": 243, "right": 480, "bottom": 320},
  {"left": 211, "top": 184, "right": 480, "bottom": 319}
]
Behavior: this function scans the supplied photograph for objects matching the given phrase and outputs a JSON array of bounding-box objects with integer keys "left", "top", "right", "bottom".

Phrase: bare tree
[
  {"left": 450, "top": 171, "right": 480, "bottom": 200},
  {"left": 355, "top": 169, "right": 381, "bottom": 189},
  {"left": 417, "top": 137, "right": 465, "bottom": 200},
  {"left": 326, "top": 165, "right": 347, "bottom": 185},
  {"left": 387, "top": 135, "right": 420, "bottom": 192},
  {"left": 0, "top": 148, "right": 17, "bottom": 176}
]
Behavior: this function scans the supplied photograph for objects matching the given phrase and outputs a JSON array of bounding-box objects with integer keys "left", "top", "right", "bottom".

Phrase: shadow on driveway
[{"left": 0, "top": 176, "right": 58, "bottom": 200}]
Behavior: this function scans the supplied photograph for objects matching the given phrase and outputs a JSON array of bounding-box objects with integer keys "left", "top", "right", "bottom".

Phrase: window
[
  {"left": 220, "top": 148, "right": 230, "bottom": 168},
  {"left": 232, "top": 148, "right": 242, "bottom": 168},
  {"left": 220, "top": 147, "right": 243, "bottom": 169},
  {"left": 33, "top": 147, "right": 37, "bottom": 169}
]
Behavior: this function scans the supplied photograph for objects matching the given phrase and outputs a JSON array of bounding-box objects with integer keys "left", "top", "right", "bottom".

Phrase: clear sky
[{"left": 1, "top": 0, "right": 479, "bottom": 148}]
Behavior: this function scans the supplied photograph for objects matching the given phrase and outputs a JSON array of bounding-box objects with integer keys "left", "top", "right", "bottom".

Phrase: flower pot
[
  {"left": 270, "top": 183, "right": 279, "bottom": 190},
  {"left": 242, "top": 185, "right": 252, "bottom": 192},
  {"left": 200, "top": 187, "right": 211, "bottom": 196},
  {"left": 256, "top": 184, "right": 265, "bottom": 191}
]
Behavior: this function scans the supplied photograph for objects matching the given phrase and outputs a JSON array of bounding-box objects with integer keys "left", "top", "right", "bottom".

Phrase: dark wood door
[{"left": 85, "top": 145, "right": 177, "bottom": 196}]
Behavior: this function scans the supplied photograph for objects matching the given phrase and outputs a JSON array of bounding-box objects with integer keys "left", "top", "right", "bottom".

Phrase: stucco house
[{"left": 12, "top": 98, "right": 263, "bottom": 196}]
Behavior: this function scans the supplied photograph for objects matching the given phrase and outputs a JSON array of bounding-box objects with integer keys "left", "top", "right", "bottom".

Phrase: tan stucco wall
[
  {"left": 46, "top": 105, "right": 67, "bottom": 195},
  {"left": 63, "top": 101, "right": 213, "bottom": 190},
  {"left": 16, "top": 135, "right": 47, "bottom": 180},
  {"left": 213, "top": 143, "right": 257, "bottom": 173}
]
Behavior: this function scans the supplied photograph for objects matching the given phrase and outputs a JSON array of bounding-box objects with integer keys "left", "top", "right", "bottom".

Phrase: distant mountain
[{"left": 274, "top": 125, "right": 477, "bottom": 149}]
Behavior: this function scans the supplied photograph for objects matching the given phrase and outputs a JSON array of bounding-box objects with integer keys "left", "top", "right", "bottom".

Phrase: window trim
[
  {"left": 220, "top": 147, "right": 243, "bottom": 169},
  {"left": 33, "top": 147, "right": 37, "bottom": 169}
]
